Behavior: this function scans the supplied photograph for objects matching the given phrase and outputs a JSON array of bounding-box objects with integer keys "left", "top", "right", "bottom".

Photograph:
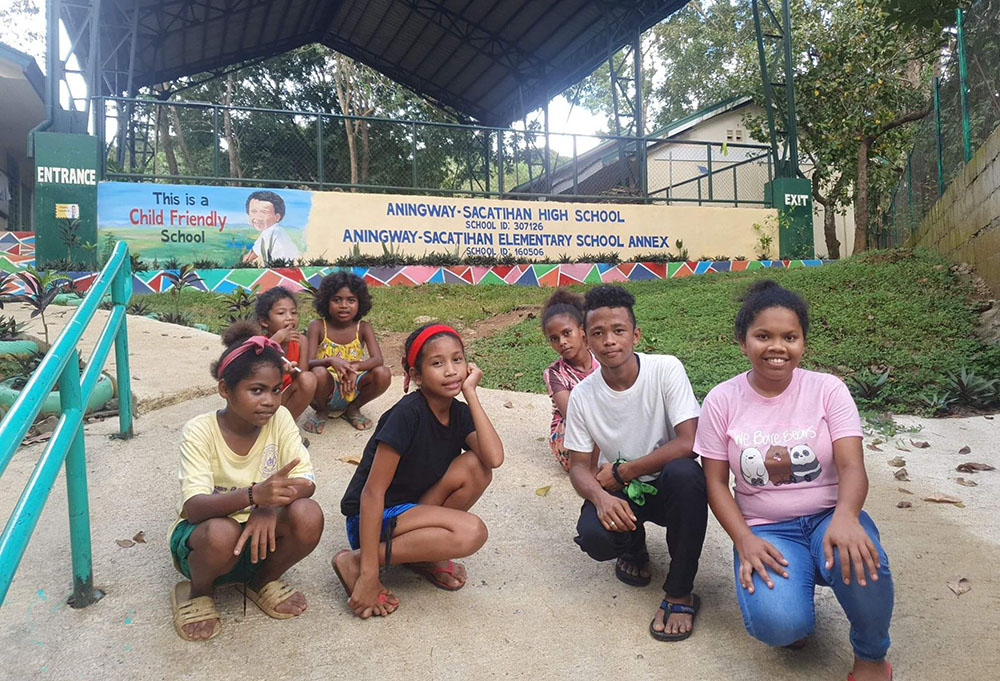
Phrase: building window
[
  {"left": 726, "top": 129, "right": 734, "bottom": 141},
  {"left": 735, "top": 129, "right": 744, "bottom": 142}
]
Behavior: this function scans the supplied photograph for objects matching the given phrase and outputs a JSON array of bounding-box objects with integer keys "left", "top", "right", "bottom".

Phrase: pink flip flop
[{"left": 405, "top": 560, "right": 466, "bottom": 591}]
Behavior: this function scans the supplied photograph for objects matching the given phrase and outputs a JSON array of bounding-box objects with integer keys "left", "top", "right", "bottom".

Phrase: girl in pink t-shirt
[
  {"left": 694, "top": 281, "right": 893, "bottom": 681},
  {"left": 540, "top": 289, "right": 599, "bottom": 471}
]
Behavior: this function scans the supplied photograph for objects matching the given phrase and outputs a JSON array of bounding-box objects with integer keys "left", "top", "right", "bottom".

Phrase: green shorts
[{"left": 169, "top": 519, "right": 260, "bottom": 585}]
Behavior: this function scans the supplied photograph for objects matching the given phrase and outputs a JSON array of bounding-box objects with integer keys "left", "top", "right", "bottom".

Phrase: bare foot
[
  {"left": 182, "top": 617, "right": 219, "bottom": 640},
  {"left": 332, "top": 550, "right": 399, "bottom": 614},
  {"left": 616, "top": 556, "right": 651, "bottom": 584},
  {"left": 651, "top": 594, "right": 694, "bottom": 637},
  {"left": 246, "top": 578, "right": 308, "bottom": 617},
  {"left": 406, "top": 560, "right": 467, "bottom": 589},
  {"left": 849, "top": 659, "right": 891, "bottom": 681}
]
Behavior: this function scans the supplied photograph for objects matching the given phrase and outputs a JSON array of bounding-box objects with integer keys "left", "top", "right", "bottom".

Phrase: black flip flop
[
  {"left": 615, "top": 554, "right": 652, "bottom": 587},
  {"left": 649, "top": 593, "right": 701, "bottom": 642}
]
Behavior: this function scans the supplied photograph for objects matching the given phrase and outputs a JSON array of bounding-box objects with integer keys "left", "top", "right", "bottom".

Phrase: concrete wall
[{"left": 908, "top": 124, "right": 1000, "bottom": 293}]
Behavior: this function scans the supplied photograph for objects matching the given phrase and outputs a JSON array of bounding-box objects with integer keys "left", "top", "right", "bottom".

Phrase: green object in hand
[{"left": 615, "top": 458, "right": 658, "bottom": 506}]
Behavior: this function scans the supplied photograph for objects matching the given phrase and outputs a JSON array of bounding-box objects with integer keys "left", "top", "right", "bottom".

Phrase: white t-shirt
[
  {"left": 252, "top": 225, "right": 300, "bottom": 261},
  {"left": 563, "top": 353, "right": 701, "bottom": 481}
]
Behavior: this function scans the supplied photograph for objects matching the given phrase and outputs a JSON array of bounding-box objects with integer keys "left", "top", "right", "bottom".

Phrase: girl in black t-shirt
[{"left": 334, "top": 323, "right": 504, "bottom": 618}]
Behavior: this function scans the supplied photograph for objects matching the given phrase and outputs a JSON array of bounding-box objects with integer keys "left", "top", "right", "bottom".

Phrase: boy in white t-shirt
[
  {"left": 242, "top": 190, "right": 301, "bottom": 264},
  {"left": 564, "top": 285, "right": 707, "bottom": 642}
]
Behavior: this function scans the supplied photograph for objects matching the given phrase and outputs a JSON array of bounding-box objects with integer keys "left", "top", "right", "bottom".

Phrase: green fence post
[
  {"left": 316, "top": 115, "right": 324, "bottom": 188},
  {"left": 907, "top": 153, "right": 914, "bottom": 240},
  {"left": 411, "top": 122, "right": 418, "bottom": 188},
  {"left": 212, "top": 107, "right": 221, "bottom": 178},
  {"left": 935, "top": 76, "right": 944, "bottom": 196},
  {"left": 112, "top": 248, "right": 134, "bottom": 439},
  {"left": 60, "top": 350, "right": 101, "bottom": 608},
  {"left": 706, "top": 144, "right": 714, "bottom": 201},
  {"left": 497, "top": 130, "right": 504, "bottom": 195},
  {"left": 957, "top": 8, "right": 972, "bottom": 163},
  {"left": 733, "top": 165, "right": 739, "bottom": 206}
]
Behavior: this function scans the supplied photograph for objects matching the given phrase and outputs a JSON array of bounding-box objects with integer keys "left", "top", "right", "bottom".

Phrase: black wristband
[
  {"left": 612, "top": 462, "right": 626, "bottom": 486},
  {"left": 247, "top": 482, "right": 255, "bottom": 507}
]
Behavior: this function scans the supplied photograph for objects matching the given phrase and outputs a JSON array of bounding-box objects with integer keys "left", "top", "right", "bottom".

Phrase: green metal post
[
  {"left": 706, "top": 144, "right": 714, "bottom": 200},
  {"left": 752, "top": 0, "right": 781, "bottom": 174},
  {"left": 935, "top": 76, "right": 944, "bottom": 196},
  {"left": 957, "top": 8, "right": 972, "bottom": 163},
  {"left": 316, "top": 115, "right": 324, "bottom": 188},
  {"left": 112, "top": 251, "right": 134, "bottom": 439},
  {"left": 496, "top": 130, "right": 504, "bottom": 195},
  {"left": 212, "top": 107, "right": 220, "bottom": 178},
  {"left": 411, "top": 122, "right": 418, "bottom": 188},
  {"left": 484, "top": 133, "right": 491, "bottom": 194},
  {"left": 780, "top": 0, "right": 800, "bottom": 175},
  {"left": 60, "top": 350, "right": 100, "bottom": 608},
  {"left": 907, "top": 153, "right": 914, "bottom": 235},
  {"left": 733, "top": 165, "right": 739, "bottom": 206}
]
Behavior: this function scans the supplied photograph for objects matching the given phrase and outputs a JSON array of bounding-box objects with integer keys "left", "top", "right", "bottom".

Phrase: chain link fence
[
  {"left": 99, "top": 97, "right": 772, "bottom": 204},
  {"left": 872, "top": 0, "right": 1000, "bottom": 248}
]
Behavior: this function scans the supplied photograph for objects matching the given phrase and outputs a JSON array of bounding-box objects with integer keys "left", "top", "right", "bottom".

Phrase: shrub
[{"left": 944, "top": 367, "right": 996, "bottom": 407}]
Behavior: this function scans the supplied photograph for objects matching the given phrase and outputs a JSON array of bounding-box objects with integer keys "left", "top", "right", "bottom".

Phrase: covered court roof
[{"left": 73, "top": 0, "right": 689, "bottom": 126}]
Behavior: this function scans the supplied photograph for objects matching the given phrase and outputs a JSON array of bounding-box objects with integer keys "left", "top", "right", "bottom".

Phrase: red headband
[
  {"left": 218, "top": 335, "right": 283, "bottom": 376},
  {"left": 403, "top": 324, "right": 462, "bottom": 392}
]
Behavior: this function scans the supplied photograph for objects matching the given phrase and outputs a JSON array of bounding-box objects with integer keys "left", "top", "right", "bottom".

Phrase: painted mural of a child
[{"left": 242, "top": 190, "right": 301, "bottom": 264}]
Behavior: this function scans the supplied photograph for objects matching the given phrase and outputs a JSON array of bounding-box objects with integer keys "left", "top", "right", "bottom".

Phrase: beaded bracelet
[{"left": 248, "top": 482, "right": 256, "bottom": 507}]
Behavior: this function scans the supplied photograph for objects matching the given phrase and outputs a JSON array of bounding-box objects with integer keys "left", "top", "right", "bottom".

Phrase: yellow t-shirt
[{"left": 169, "top": 406, "right": 315, "bottom": 539}]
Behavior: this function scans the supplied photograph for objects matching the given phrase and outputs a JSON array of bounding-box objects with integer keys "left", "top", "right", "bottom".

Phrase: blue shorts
[
  {"left": 328, "top": 370, "right": 368, "bottom": 410},
  {"left": 345, "top": 503, "right": 418, "bottom": 550}
]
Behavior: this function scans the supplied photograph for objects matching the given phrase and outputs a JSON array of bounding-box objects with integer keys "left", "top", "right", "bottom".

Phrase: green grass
[
  {"left": 136, "top": 283, "right": 554, "bottom": 334},
  {"left": 470, "top": 249, "right": 1000, "bottom": 413},
  {"left": 122, "top": 249, "right": 1000, "bottom": 413}
]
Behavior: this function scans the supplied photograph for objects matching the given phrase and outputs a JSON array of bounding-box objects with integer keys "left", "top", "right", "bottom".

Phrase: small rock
[
  {"left": 413, "top": 315, "right": 434, "bottom": 324},
  {"left": 503, "top": 400, "right": 513, "bottom": 409},
  {"left": 897, "top": 501, "right": 912, "bottom": 508},
  {"left": 34, "top": 415, "right": 58, "bottom": 434}
]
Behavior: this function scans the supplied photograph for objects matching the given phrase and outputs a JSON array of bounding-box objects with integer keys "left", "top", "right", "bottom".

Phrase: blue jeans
[{"left": 733, "top": 508, "right": 893, "bottom": 661}]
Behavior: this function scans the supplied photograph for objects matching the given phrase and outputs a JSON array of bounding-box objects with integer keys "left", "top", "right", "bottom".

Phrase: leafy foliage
[
  {"left": 944, "top": 367, "right": 996, "bottom": 407},
  {"left": 224, "top": 285, "right": 260, "bottom": 323},
  {"left": 2, "top": 268, "right": 71, "bottom": 345},
  {"left": 846, "top": 370, "right": 891, "bottom": 402},
  {"left": 0, "top": 315, "right": 25, "bottom": 340}
]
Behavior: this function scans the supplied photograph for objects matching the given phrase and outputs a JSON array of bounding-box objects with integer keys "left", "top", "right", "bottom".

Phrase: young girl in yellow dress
[{"left": 303, "top": 272, "right": 390, "bottom": 433}]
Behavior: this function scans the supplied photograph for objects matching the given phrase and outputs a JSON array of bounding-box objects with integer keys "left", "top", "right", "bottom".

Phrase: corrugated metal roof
[{"left": 76, "top": 0, "right": 689, "bottom": 126}]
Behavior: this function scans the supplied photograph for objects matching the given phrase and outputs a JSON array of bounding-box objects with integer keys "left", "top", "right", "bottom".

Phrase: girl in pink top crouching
[{"left": 694, "top": 280, "right": 893, "bottom": 681}]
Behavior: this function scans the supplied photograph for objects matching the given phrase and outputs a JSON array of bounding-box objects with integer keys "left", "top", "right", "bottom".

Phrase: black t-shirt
[{"left": 340, "top": 391, "right": 476, "bottom": 516}]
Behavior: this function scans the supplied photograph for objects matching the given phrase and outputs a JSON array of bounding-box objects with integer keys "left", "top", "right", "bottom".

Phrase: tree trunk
[
  {"left": 157, "top": 106, "right": 179, "bottom": 176},
  {"left": 223, "top": 74, "right": 242, "bottom": 181},
  {"left": 853, "top": 137, "right": 871, "bottom": 255},
  {"left": 811, "top": 171, "right": 841, "bottom": 259},
  {"left": 169, "top": 106, "right": 194, "bottom": 172}
]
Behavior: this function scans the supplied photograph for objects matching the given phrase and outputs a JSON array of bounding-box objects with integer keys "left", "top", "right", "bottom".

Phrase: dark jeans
[{"left": 574, "top": 457, "right": 707, "bottom": 597}]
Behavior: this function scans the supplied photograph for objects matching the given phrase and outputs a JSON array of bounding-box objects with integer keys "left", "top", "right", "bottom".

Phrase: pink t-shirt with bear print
[{"left": 694, "top": 368, "right": 863, "bottom": 526}]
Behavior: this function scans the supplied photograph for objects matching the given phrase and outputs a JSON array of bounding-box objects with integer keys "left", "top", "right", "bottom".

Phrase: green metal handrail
[{"left": 0, "top": 241, "right": 134, "bottom": 608}]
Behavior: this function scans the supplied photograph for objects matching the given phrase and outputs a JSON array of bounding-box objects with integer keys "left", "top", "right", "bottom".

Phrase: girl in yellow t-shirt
[{"left": 168, "top": 321, "right": 323, "bottom": 642}]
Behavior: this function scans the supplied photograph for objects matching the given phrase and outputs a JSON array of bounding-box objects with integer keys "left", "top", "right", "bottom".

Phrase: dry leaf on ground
[
  {"left": 503, "top": 400, "right": 513, "bottom": 409},
  {"left": 887, "top": 456, "right": 906, "bottom": 467},
  {"left": 132, "top": 531, "right": 146, "bottom": 543},
  {"left": 867, "top": 443, "right": 883, "bottom": 452},
  {"left": 514, "top": 372, "right": 524, "bottom": 378},
  {"left": 895, "top": 443, "right": 910, "bottom": 452},
  {"left": 910, "top": 440, "right": 931, "bottom": 449},
  {"left": 923, "top": 492, "right": 963, "bottom": 504},
  {"left": 535, "top": 485, "right": 551, "bottom": 497},
  {"left": 947, "top": 577, "right": 971, "bottom": 597},
  {"left": 894, "top": 468, "right": 910, "bottom": 482},
  {"left": 897, "top": 487, "right": 913, "bottom": 494},
  {"left": 338, "top": 454, "right": 362, "bottom": 466},
  {"left": 897, "top": 501, "right": 912, "bottom": 508},
  {"left": 115, "top": 539, "right": 135, "bottom": 548},
  {"left": 956, "top": 477, "right": 978, "bottom": 487},
  {"left": 956, "top": 462, "right": 996, "bottom": 473},
  {"left": 958, "top": 445, "right": 972, "bottom": 455}
]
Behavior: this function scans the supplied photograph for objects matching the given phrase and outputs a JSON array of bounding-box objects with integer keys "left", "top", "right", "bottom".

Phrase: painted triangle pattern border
[{"left": 0, "top": 233, "right": 828, "bottom": 293}]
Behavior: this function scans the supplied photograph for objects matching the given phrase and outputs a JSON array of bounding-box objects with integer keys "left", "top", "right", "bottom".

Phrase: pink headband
[
  {"left": 218, "top": 335, "right": 283, "bottom": 376},
  {"left": 403, "top": 324, "right": 462, "bottom": 392}
]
